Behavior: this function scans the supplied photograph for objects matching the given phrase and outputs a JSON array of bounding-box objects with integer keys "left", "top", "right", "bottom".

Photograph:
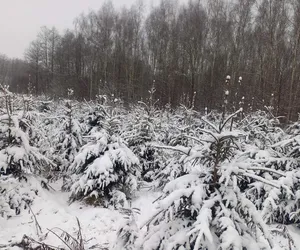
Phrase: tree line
[{"left": 1, "top": 0, "right": 300, "bottom": 121}]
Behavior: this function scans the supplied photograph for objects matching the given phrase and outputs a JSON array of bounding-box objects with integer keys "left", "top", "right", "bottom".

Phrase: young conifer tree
[
  {"left": 69, "top": 103, "right": 140, "bottom": 208},
  {"left": 122, "top": 84, "right": 161, "bottom": 182},
  {"left": 0, "top": 86, "right": 52, "bottom": 218},
  {"left": 54, "top": 89, "right": 82, "bottom": 171},
  {"left": 0, "top": 85, "right": 52, "bottom": 176}
]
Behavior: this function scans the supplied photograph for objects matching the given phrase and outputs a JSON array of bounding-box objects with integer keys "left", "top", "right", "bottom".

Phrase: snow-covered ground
[
  {"left": 1, "top": 177, "right": 300, "bottom": 250},
  {"left": 0, "top": 178, "right": 161, "bottom": 249},
  {"left": 270, "top": 224, "right": 300, "bottom": 249}
]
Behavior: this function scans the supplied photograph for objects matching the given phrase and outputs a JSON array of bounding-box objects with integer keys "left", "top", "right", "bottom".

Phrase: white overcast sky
[{"left": 0, "top": 0, "right": 162, "bottom": 59}]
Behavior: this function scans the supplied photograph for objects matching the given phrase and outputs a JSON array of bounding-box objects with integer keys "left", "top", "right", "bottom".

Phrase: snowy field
[
  {"left": 2, "top": 0, "right": 300, "bottom": 248},
  {"left": 1, "top": 91, "right": 300, "bottom": 249}
]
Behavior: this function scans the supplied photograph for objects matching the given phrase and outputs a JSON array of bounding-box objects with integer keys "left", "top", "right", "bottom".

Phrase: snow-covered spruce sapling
[
  {"left": 54, "top": 97, "right": 82, "bottom": 171},
  {"left": 19, "top": 95, "right": 45, "bottom": 151},
  {"left": 210, "top": 108, "right": 300, "bottom": 226},
  {"left": 0, "top": 175, "right": 39, "bottom": 218},
  {"left": 154, "top": 92, "right": 238, "bottom": 190},
  {"left": 121, "top": 109, "right": 282, "bottom": 249},
  {"left": 278, "top": 115, "right": 300, "bottom": 159},
  {"left": 240, "top": 110, "right": 283, "bottom": 149},
  {"left": 0, "top": 87, "right": 52, "bottom": 217},
  {"left": 153, "top": 110, "right": 205, "bottom": 188},
  {"left": 173, "top": 91, "right": 201, "bottom": 144},
  {"left": 69, "top": 107, "right": 140, "bottom": 208},
  {"left": 253, "top": 133, "right": 300, "bottom": 224},
  {"left": 0, "top": 87, "right": 52, "bottom": 176},
  {"left": 222, "top": 133, "right": 297, "bottom": 226},
  {"left": 84, "top": 100, "right": 121, "bottom": 136},
  {"left": 222, "top": 108, "right": 299, "bottom": 227},
  {"left": 122, "top": 85, "right": 161, "bottom": 182},
  {"left": 221, "top": 110, "right": 300, "bottom": 226},
  {"left": 285, "top": 113, "right": 300, "bottom": 136}
]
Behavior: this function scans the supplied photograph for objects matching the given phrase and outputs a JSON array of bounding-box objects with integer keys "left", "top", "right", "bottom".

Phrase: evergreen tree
[
  {"left": 69, "top": 105, "right": 140, "bottom": 208},
  {"left": 120, "top": 109, "right": 285, "bottom": 249},
  {"left": 0, "top": 86, "right": 52, "bottom": 217},
  {"left": 0, "top": 86, "right": 52, "bottom": 176},
  {"left": 122, "top": 86, "right": 162, "bottom": 182},
  {"left": 53, "top": 91, "right": 82, "bottom": 171}
]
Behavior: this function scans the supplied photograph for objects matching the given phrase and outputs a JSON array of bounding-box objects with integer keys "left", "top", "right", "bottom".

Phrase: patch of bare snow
[
  {"left": 0, "top": 178, "right": 125, "bottom": 249},
  {"left": 132, "top": 189, "right": 162, "bottom": 228}
]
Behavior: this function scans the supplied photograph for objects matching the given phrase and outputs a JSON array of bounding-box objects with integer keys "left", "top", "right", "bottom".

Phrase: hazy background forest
[{"left": 0, "top": 0, "right": 300, "bottom": 120}]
